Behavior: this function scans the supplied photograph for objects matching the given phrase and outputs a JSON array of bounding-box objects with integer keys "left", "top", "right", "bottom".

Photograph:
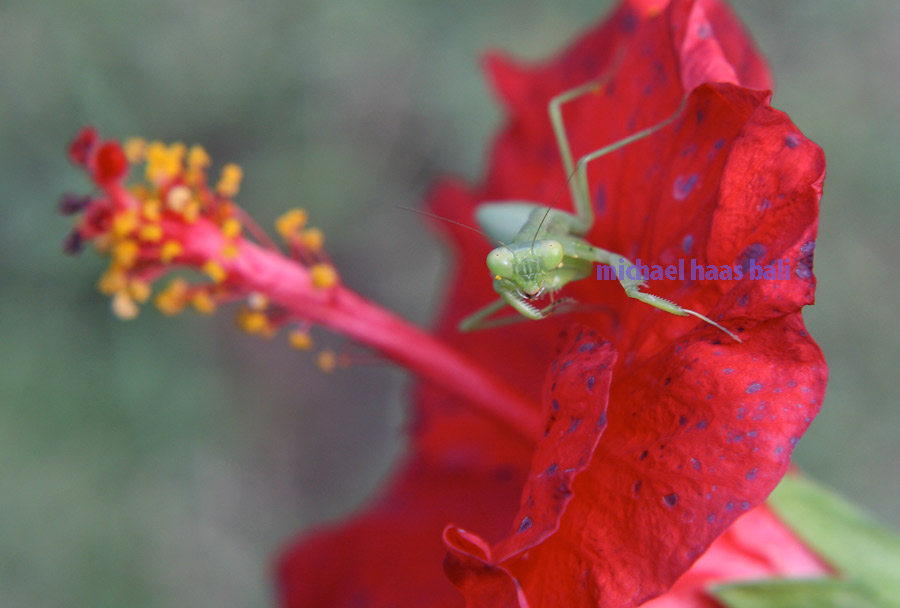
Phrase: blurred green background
[{"left": 1, "top": 0, "right": 897, "bottom": 605}]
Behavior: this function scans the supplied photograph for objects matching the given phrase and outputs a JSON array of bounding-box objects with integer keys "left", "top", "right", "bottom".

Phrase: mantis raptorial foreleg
[
  {"left": 460, "top": 71, "right": 741, "bottom": 342},
  {"left": 458, "top": 297, "right": 576, "bottom": 332}
]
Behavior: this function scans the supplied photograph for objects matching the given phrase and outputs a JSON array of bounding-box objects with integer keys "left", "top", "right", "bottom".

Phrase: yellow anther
[
  {"left": 317, "top": 349, "right": 337, "bottom": 373},
  {"left": 98, "top": 268, "right": 128, "bottom": 295},
  {"left": 139, "top": 223, "right": 163, "bottom": 242},
  {"left": 142, "top": 198, "right": 162, "bottom": 222},
  {"left": 216, "top": 163, "right": 243, "bottom": 197},
  {"left": 169, "top": 142, "right": 186, "bottom": 161},
  {"left": 112, "top": 212, "right": 138, "bottom": 238},
  {"left": 160, "top": 240, "right": 183, "bottom": 263},
  {"left": 237, "top": 309, "right": 270, "bottom": 335},
  {"left": 182, "top": 200, "right": 201, "bottom": 223},
  {"left": 288, "top": 330, "right": 314, "bottom": 351},
  {"left": 310, "top": 263, "right": 338, "bottom": 289},
  {"left": 221, "top": 243, "right": 239, "bottom": 259},
  {"left": 221, "top": 217, "right": 242, "bottom": 239},
  {"left": 112, "top": 240, "right": 140, "bottom": 268},
  {"left": 145, "top": 141, "right": 183, "bottom": 182},
  {"left": 111, "top": 291, "right": 140, "bottom": 320},
  {"left": 191, "top": 290, "right": 217, "bottom": 315},
  {"left": 166, "top": 185, "right": 192, "bottom": 212},
  {"left": 247, "top": 292, "right": 269, "bottom": 310},
  {"left": 299, "top": 228, "right": 324, "bottom": 251},
  {"left": 124, "top": 137, "right": 146, "bottom": 164},
  {"left": 188, "top": 144, "right": 211, "bottom": 170},
  {"left": 203, "top": 260, "right": 227, "bottom": 283},
  {"left": 154, "top": 278, "right": 189, "bottom": 316},
  {"left": 128, "top": 279, "right": 151, "bottom": 303},
  {"left": 275, "top": 208, "right": 308, "bottom": 239}
]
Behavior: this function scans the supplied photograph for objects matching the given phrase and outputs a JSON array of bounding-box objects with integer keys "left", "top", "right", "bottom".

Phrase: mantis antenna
[{"left": 396, "top": 205, "right": 514, "bottom": 253}]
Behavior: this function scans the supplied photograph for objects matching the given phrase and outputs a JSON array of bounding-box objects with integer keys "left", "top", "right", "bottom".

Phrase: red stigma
[
  {"left": 68, "top": 127, "right": 98, "bottom": 166},
  {"left": 94, "top": 141, "right": 129, "bottom": 183}
]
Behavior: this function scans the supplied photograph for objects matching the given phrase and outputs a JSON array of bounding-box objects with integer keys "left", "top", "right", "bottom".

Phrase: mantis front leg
[
  {"left": 459, "top": 293, "right": 576, "bottom": 331},
  {"left": 567, "top": 239, "right": 742, "bottom": 342}
]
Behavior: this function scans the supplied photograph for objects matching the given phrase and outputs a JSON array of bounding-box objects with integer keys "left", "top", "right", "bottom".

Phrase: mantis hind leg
[{"left": 548, "top": 77, "right": 690, "bottom": 233}]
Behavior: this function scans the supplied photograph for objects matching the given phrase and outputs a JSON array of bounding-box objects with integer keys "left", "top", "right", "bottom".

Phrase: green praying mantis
[{"left": 458, "top": 75, "right": 741, "bottom": 343}]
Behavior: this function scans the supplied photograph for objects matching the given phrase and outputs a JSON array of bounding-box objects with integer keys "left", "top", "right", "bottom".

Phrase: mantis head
[{"left": 487, "top": 239, "right": 565, "bottom": 298}]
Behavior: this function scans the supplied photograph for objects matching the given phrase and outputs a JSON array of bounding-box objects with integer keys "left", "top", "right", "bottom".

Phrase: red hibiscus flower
[{"left": 278, "top": 0, "right": 826, "bottom": 607}]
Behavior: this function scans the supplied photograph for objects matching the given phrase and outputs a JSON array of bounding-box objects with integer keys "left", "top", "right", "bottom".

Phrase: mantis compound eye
[
  {"left": 533, "top": 239, "right": 564, "bottom": 271},
  {"left": 486, "top": 247, "right": 515, "bottom": 279}
]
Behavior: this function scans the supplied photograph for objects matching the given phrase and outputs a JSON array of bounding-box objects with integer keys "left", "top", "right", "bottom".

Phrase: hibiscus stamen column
[{"left": 61, "top": 128, "right": 542, "bottom": 442}]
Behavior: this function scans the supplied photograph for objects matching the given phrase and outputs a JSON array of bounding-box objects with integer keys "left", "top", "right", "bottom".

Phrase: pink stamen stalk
[{"left": 118, "top": 179, "right": 542, "bottom": 443}]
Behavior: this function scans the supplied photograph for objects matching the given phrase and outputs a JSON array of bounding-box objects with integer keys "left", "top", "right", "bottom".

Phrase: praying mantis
[{"left": 458, "top": 74, "right": 741, "bottom": 343}]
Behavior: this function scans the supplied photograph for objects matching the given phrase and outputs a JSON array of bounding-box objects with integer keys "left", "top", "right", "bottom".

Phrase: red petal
[
  {"left": 698, "top": 0, "right": 773, "bottom": 90},
  {"left": 444, "top": 329, "right": 616, "bottom": 605},
  {"left": 643, "top": 503, "right": 829, "bottom": 607},
  {"left": 277, "top": 460, "right": 528, "bottom": 608}
]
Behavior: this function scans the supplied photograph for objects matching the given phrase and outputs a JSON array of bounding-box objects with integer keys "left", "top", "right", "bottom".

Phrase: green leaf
[
  {"left": 766, "top": 474, "right": 900, "bottom": 605},
  {"left": 711, "top": 578, "right": 883, "bottom": 608}
]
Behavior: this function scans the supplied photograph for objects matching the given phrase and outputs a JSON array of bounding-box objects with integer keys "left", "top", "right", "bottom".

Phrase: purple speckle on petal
[
  {"left": 517, "top": 516, "right": 533, "bottom": 533},
  {"left": 801, "top": 240, "right": 816, "bottom": 254},
  {"left": 738, "top": 243, "right": 767, "bottom": 274},
  {"left": 785, "top": 134, "right": 800, "bottom": 148},
  {"left": 682, "top": 234, "right": 694, "bottom": 254},
  {"left": 746, "top": 382, "right": 763, "bottom": 394},
  {"left": 746, "top": 468, "right": 758, "bottom": 481},
  {"left": 663, "top": 493, "right": 679, "bottom": 508},
  {"left": 673, "top": 174, "right": 698, "bottom": 201},
  {"left": 595, "top": 183, "right": 607, "bottom": 215}
]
